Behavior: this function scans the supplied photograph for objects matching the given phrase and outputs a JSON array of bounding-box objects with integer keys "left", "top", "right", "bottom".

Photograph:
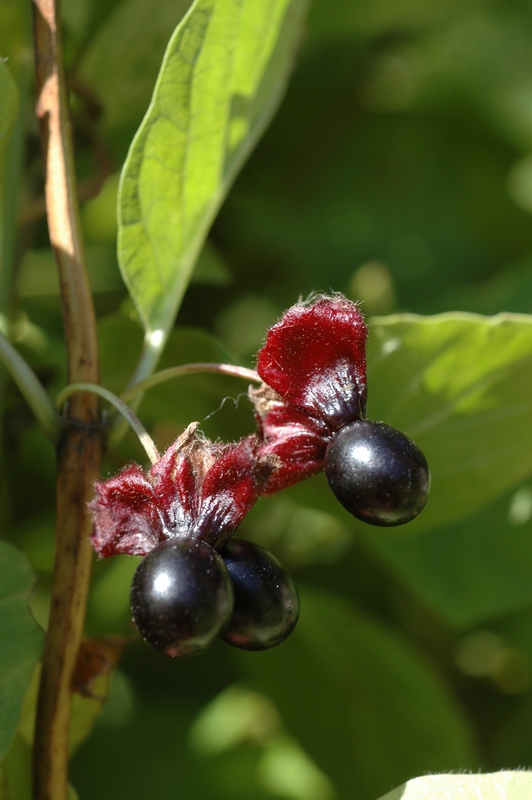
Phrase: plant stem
[
  {"left": 128, "top": 329, "right": 167, "bottom": 391},
  {"left": 108, "top": 361, "right": 261, "bottom": 448},
  {"left": 57, "top": 382, "right": 160, "bottom": 465},
  {"left": 0, "top": 331, "right": 61, "bottom": 441},
  {"left": 121, "top": 362, "right": 261, "bottom": 405},
  {"left": 32, "top": 2, "right": 103, "bottom": 798}
]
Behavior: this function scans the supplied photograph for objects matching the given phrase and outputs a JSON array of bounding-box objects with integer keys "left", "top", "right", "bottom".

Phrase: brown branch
[
  {"left": 18, "top": 172, "right": 112, "bottom": 226},
  {"left": 32, "top": 1, "right": 103, "bottom": 798},
  {"left": 19, "top": 74, "right": 115, "bottom": 227}
]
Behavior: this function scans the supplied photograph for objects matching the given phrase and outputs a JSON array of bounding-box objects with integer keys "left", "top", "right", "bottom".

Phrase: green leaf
[
  {"left": 0, "top": 541, "right": 43, "bottom": 761},
  {"left": 117, "top": 0, "right": 308, "bottom": 342},
  {"left": 367, "top": 483, "right": 532, "bottom": 629},
  {"left": 353, "top": 313, "right": 532, "bottom": 629},
  {"left": 377, "top": 771, "right": 532, "bottom": 800},
  {"left": 236, "top": 588, "right": 478, "bottom": 800},
  {"left": 367, "top": 312, "right": 532, "bottom": 532}
]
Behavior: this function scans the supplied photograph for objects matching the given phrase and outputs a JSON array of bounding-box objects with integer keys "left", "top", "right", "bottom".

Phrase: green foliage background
[{"left": 2, "top": 0, "right": 532, "bottom": 797}]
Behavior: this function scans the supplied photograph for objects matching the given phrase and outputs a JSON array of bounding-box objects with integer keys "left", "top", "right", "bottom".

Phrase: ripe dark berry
[
  {"left": 220, "top": 539, "right": 299, "bottom": 651},
  {"left": 324, "top": 420, "right": 430, "bottom": 527},
  {"left": 130, "top": 538, "right": 234, "bottom": 658}
]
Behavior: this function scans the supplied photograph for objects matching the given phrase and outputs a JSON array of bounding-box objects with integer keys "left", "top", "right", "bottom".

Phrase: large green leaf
[
  {"left": 283, "top": 313, "right": 532, "bottom": 630},
  {"left": 0, "top": 541, "right": 43, "bottom": 761},
  {"left": 367, "top": 312, "right": 532, "bottom": 532},
  {"left": 367, "top": 482, "right": 532, "bottom": 629},
  {"left": 236, "top": 588, "right": 478, "bottom": 800},
  {"left": 378, "top": 771, "right": 532, "bottom": 800},
  {"left": 118, "top": 0, "right": 308, "bottom": 341}
]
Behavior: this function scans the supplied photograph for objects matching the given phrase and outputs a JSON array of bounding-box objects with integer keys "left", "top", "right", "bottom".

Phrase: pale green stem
[
  {"left": 128, "top": 330, "right": 167, "bottom": 392},
  {"left": 56, "top": 383, "right": 160, "bottom": 465},
  {"left": 0, "top": 330, "right": 61, "bottom": 441},
  {"left": 120, "top": 362, "right": 261, "bottom": 405},
  {"left": 108, "top": 361, "right": 261, "bottom": 449}
]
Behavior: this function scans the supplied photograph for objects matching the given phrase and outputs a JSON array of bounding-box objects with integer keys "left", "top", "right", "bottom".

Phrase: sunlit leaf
[
  {"left": 118, "top": 0, "right": 308, "bottom": 340},
  {"left": 367, "top": 482, "right": 532, "bottom": 629},
  {"left": 377, "top": 771, "right": 532, "bottom": 800},
  {"left": 367, "top": 312, "right": 532, "bottom": 532}
]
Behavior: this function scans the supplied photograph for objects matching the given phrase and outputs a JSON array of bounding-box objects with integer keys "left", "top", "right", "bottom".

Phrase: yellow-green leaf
[
  {"left": 378, "top": 771, "right": 532, "bottom": 800},
  {"left": 118, "top": 0, "right": 308, "bottom": 343}
]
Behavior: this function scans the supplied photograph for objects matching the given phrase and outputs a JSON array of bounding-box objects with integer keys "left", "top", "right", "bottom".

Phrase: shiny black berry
[
  {"left": 220, "top": 539, "right": 299, "bottom": 651},
  {"left": 324, "top": 420, "right": 430, "bottom": 527},
  {"left": 130, "top": 538, "right": 234, "bottom": 658}
]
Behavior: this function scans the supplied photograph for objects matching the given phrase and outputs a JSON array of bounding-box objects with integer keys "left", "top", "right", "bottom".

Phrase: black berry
[
  {"left": 324, "top": 420, "right": 430, "bottom": 527},
  {"left": 130, "top": 538, "right": 234, "bottom": 658},
  {"left": 220, "top": 539, "right": 299, "bottom": 651}
]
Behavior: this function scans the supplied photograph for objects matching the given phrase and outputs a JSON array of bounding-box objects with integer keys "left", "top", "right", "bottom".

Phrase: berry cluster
[
  {"left": 91, "top": 421, "right": 300, "bottom": 656},
  {"left": 130, "top": 538, "right": 299, "bottom": 657},
  {"left": 250, "top": 295, "right": 430, "bottom": 524},
  {"left": 89, "top": 294, "right": 430, "bottom": 658}
]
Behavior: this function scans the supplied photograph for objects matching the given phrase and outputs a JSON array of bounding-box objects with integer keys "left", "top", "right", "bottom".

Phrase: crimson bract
[
  {"left": 251, "top": 295, "right": 430, "bottom": 525},
  {"left": 251, "top": 295, "right": 368, "bottom": 493},
  {"left": 90, "top": 423, "right": 272, "bottom": 558},
  {"left": 88, "top": 293, "right": 430, "bottom": 659}
]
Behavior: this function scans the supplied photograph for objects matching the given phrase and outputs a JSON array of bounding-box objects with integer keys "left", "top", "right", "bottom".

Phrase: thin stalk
[
  {"left": 120, "top": 362, "right": 261, "bottom": 405},
  {"left": 0, "top": 331, "right": 61, "bottom": 441},
  {"left": 109, "top": 361, "right": 261, "bottom": 448},
  {"left": 32, "top": 1, "right": 103, "bottom": 798},
  {"left": 128, "top": 329, "right": 167, "bottom": 391},
  {"left": 57, "top": 383, "right": 160, "bottom": 465}
]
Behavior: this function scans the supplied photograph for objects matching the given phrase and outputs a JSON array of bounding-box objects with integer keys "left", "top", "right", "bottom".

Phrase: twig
[
  {"left": 32, "top": 1, "right": 103, "bottom": 798},
  {"left": 0, "top": 330, "right": 61, "bottom": 441},
  {"left": 57, "top": 382, "right": 160, "bottom": 465},
  {"left": 120, "top": 362, "right": 261, "bottom": 405}
]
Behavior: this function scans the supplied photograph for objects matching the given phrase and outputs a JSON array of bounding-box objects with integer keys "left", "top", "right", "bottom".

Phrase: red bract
[
  {"left": 90, "top": 424, "right": 272, "bottom": 558},
  {"left": 252, "top": 295, "right": 368, "bottom": 493},
  {"left": 250, "top": 385, "right": 330, "bottom": 493}
]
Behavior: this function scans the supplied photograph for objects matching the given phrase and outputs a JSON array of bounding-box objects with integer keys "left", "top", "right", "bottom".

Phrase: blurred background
[{"left": 3, "top": 0, "right": 532, "bottom": 797}]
